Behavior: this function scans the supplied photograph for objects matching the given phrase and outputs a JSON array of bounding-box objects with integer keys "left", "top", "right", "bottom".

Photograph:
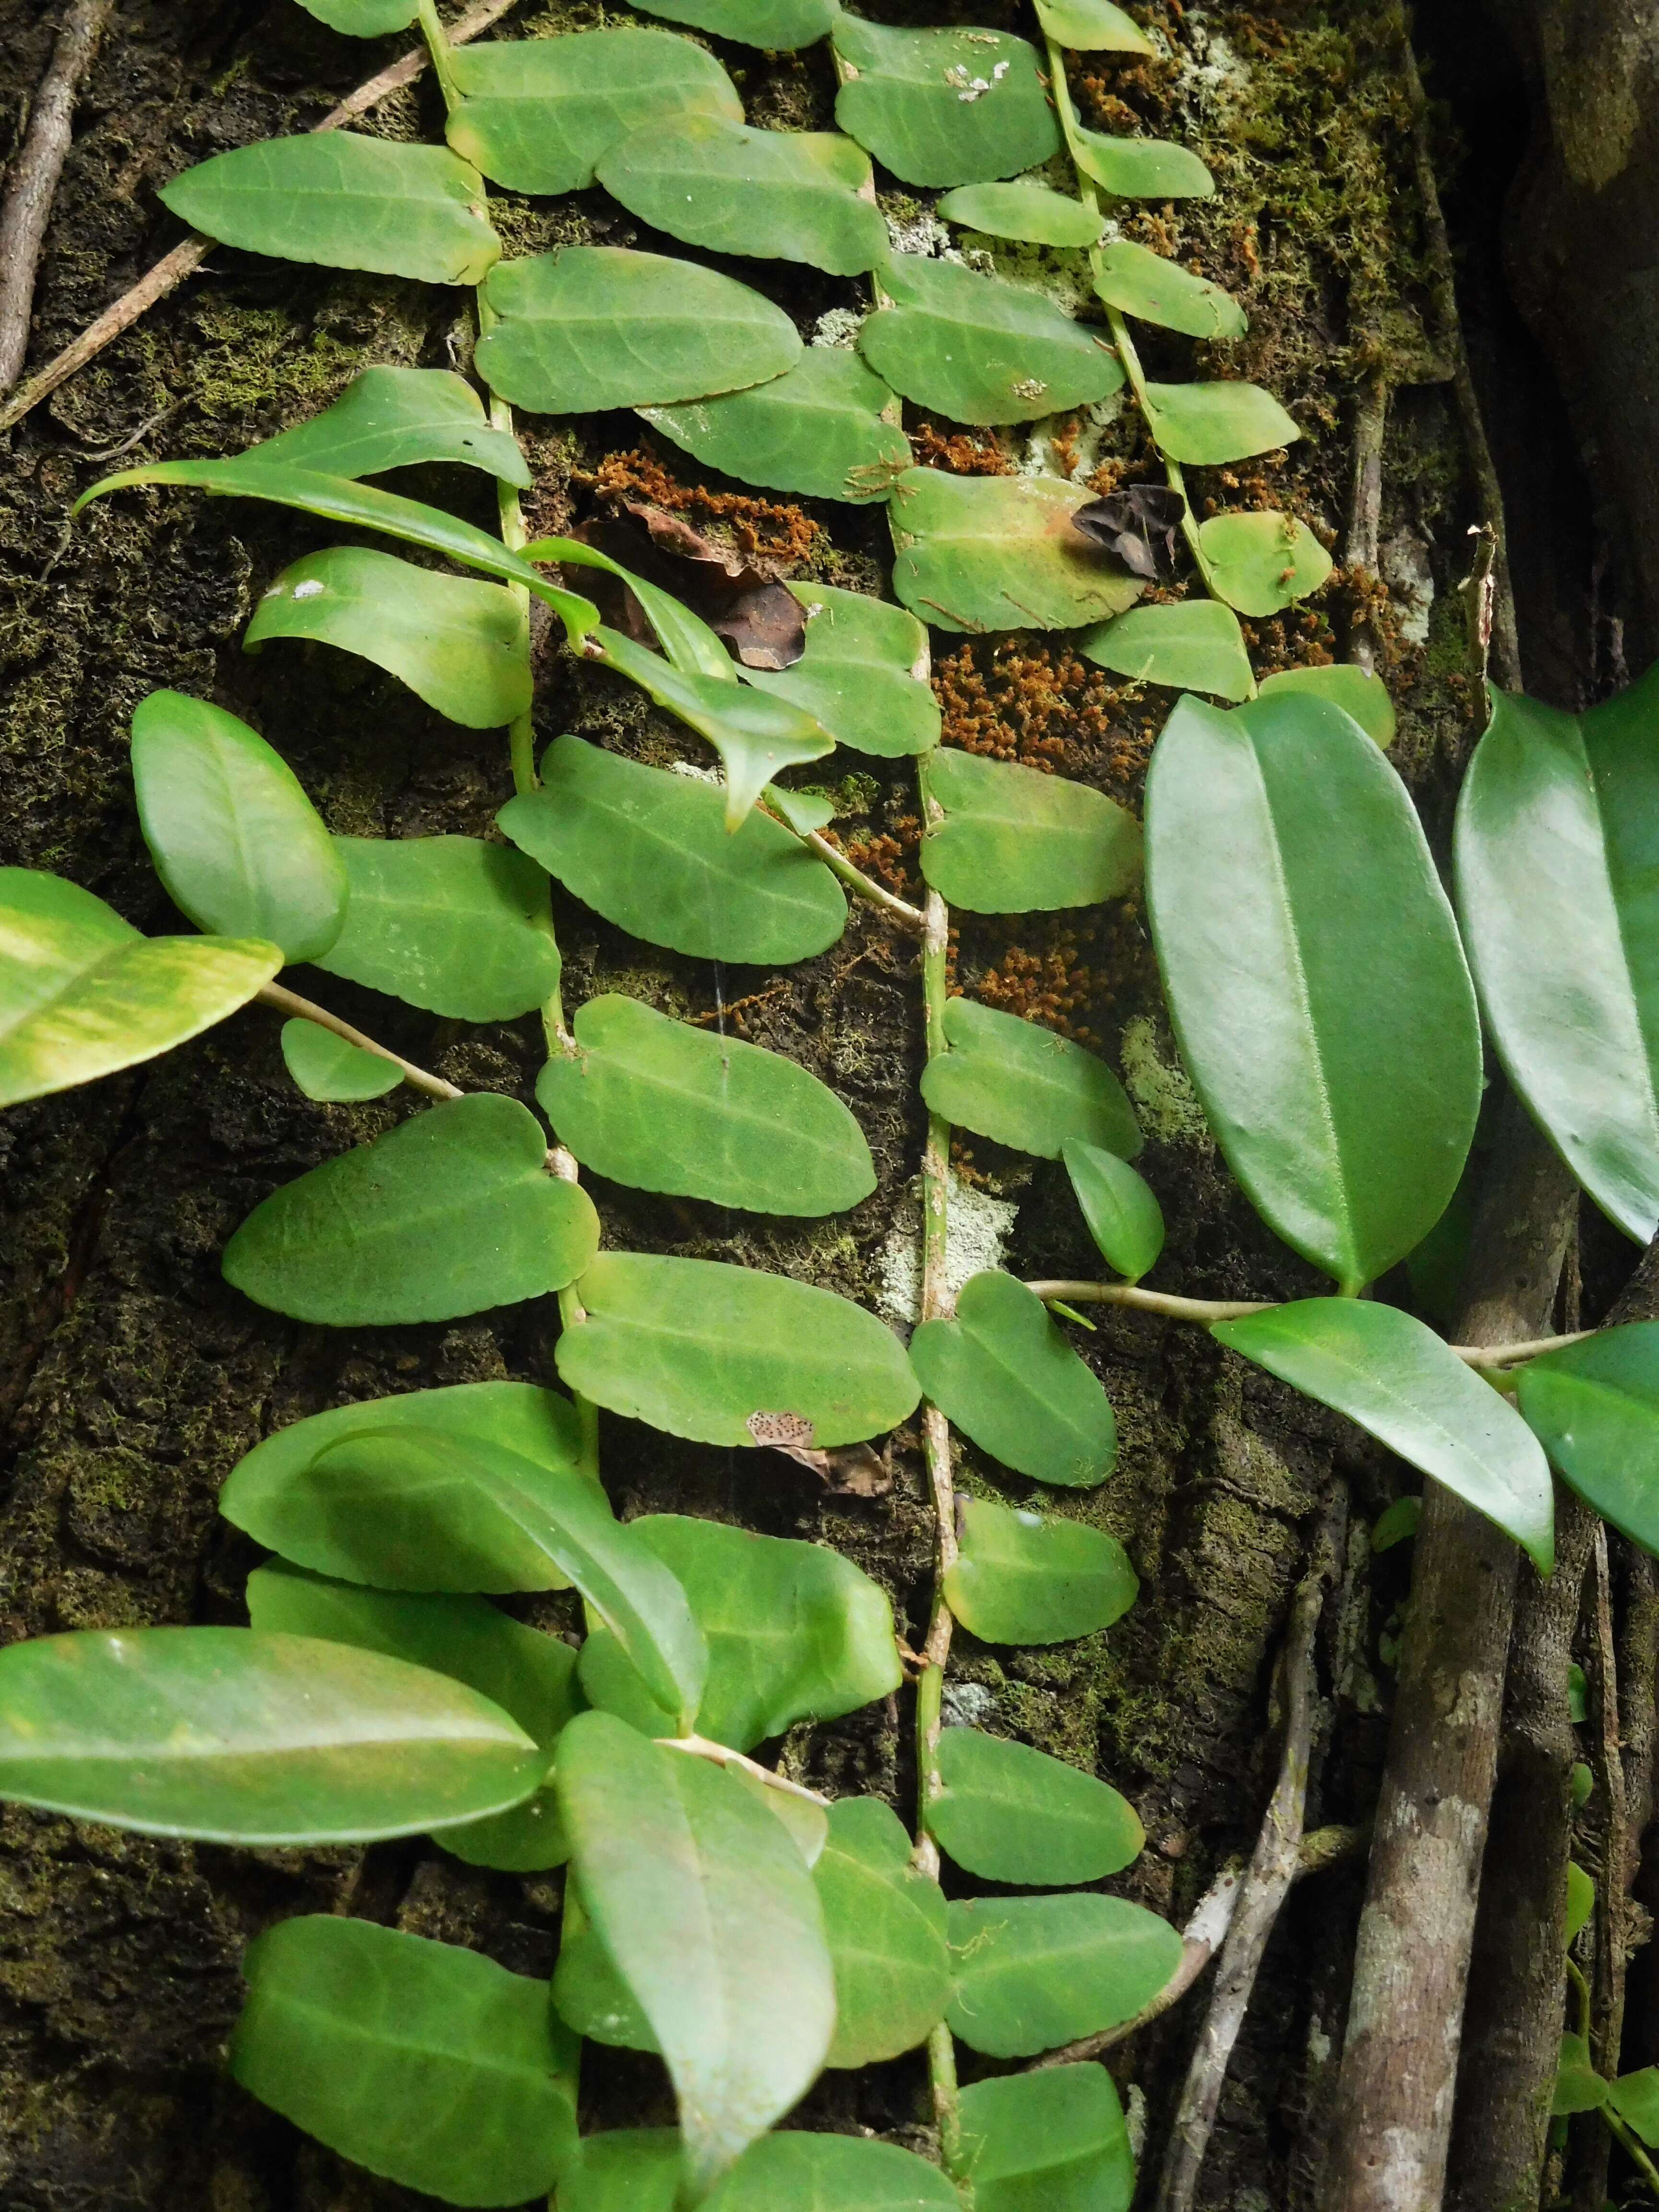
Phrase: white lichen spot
[
  {"left": 1307, "top": 2014, "right": 1333, "bottom": 2067},
  {"left": 1175, "top": 11, "right": 1250, "bottom": 121},
  {"left": 811, "top": 306, "right": 866, "bottom": 349},
  {"left": 1382, "top": 527, "right": 1435, "bottom": 648},
  {"left": 671, "top": 760, "right": 722, "bottom": 783},
  {"left": 1125, "top": 2086, "right": 1148, "bottom": 2163},
  {"left": 1011, "top": 377, "right": 1049, "bottom": 401},
  {"left": 291, "top": 578, "right": 326, "bottom": 600},
  {"left": 881, "top": 198, "right": 953, "bottom": 259},
  {"left": 941, "top": 1681, "right": 994, "bottom": 1727},
  {"left": 874, "top": 1167, "right": 1020, "bottom": 1325}
]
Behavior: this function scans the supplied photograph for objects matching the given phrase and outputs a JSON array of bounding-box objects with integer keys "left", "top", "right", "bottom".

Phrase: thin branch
[
  {"left": 0, "top": 0, "right": 520, "bottom": 436},
  {"left": 0, "top": 0, "right": 114, "bottom": 393},
  {"left": 255, "top": 981, "right": 463, "bottom": 1101},
  {"left": 656, "top": 1733, "right": 830, "bottom": 1809}
]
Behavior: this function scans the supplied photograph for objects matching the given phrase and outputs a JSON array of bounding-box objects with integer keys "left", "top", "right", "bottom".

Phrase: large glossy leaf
[
  {"left": 594, "top": 626, "right": 833, "bottom": 829},
  {"left": 577, "top": 1514, "right": 901, "bottom": 1752},
  {"left": 77, "top": 458, "right": 599, "bottom": 640},
  {"left": 1035, "top": 0, "right": 1154, "bottom": 50},
  {"left": 931, "top": 1726, "right": 1142, "bottom": 1885},
  {"left": 557, "top": 1252, "right": 921, "bottom": 1448},
  {"left": 538, "top": 994, "right": 874, "bottom": 1217},
  {"left": 222, "top": 1094, "right": 600, "bottom": 1324},
  {"left": 1143, "top": 380, "right": 1299, "bottom": 464},
  {"left": 948, "top": 1893, "right": 1180, "bottom": 2057},
  {"left": 912, "top": 1271, "right": 1116, "bottom": 1487},
  {"left": 1198, "top": 509, "right": 1333, "bottom": 617},
  {"left": 1215, "top": 1300, "right": 1554, "bottom": 1569},
  {"left": 244, "top": 366, "right": 529, "bottom": 485},
  {"left": 280, "top": 1019, "right": 401, "bottom": 1101},
  {"left": 938, "top": 180, "right": 1102, "bottom": 246},
  {"left": 832, "top": 19, "right": 1059, "bottom": 187},
  {"left": 744, "top": 583, "right": 940, "bottom": 756},
  {"left": 957, "top": 2064, "right": 1136, "bottom": 2212},
  {"left": 1063, "top": 1138, "right": 1165, "bottom": 1283},
  {"left": 0, "top": 868, "right": 279, "bottom": 1107},
  {"left": 1079, "top": 598, "right": 1253, "bottom": 701},
  {"left": 445, "top": 27, "right": 741, "bottom": 194},
  {"left": 812, "top": 1796, "right": 952, "bottom": 2068},
  {"left": 1145, "top": 691, "right": 1481, "bottom": 1291},
  {"left": 1456, "top": 673, "right": 1659, "bottom": 1240},
  {"left": 1094, "top": 237, "right": 1244, "bottom": 337},
  {"left": 860, "top": 256, "right": 1124, "bottom": 427},
  {"left": 231, "top": 1917, "right": 577, "bottom": 2207},
  {"left": 158, "top": 136, "right": 500, "bottom": 284},
  {"left": 498, "top": 737, "right": 846, "bottom": 964},
  {"left": 637, "top": 0, "right": 839, "bottom": 43},
  {"left": 920, "top": 998, "right": 1141, "bottom": 1160},
  {"left": 476, "top": 248, "right": 801, "bottom": 417},
  {"left": 1517, "top": 1324, "right": 1659, "bottom": 1553},
  {"left": 1260, "top": 662, "right": 1395, "bottom": 748},
  {"left": 130, "top": 690, "right": 346, "bottom": 962},
  {"left": 642, "top": 349, "right": 911, "bottom": 507},
  {"left": 557, "top": 1711, "right": 836, "bottom": 2193},
  {"left": 1072, "top": 128, "right": 1213, "bottom": 200},
  {"left": 944, "top": 1496, "right": 1138, "bottom": 1646},
  {"left": 0, "top": 1627, "right": 541, "bottom": 1841},
  {"left": 312, "top": 835, "right": 560, "bottom": 1021},
  {"left": 889, "top": 468, "right": 1145, "bottom": 634},
  {"left": 921, "top": 747, "right": 1140, "bottom": 914},
  {"left": 246, "top": 548, "right": 529, "bottom": 730},
  {"left": 599, "top": 119, "right": 887, "bottom": 276}
]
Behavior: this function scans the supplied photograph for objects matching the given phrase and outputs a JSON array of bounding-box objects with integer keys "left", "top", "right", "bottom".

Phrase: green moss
[{"left": 1119, "top": 1014, "right": 1212, "bottom": 1148}]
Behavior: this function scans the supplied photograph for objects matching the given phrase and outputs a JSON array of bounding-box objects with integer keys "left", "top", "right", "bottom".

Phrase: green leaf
[
  {"left": 1214, "top": 1300, "right": 1553, "bottom": 1570},
  {"left": 1197, "top": 509, "right": 1333, "bottom": 617},
  {"left": 1144, "top": 691, "right": 1481, "bottom": 1291},
  {"left": 920, "top": 747, "right": 1141, "bottom": 914},
  {"left": 944, "top": 1496, "right": 1138, "bottom": 1646},
  {"left": 157, "top": 134, "right": 500, "bottom": 284},
  {"left": 1093, "top": 237, "right": 1244, "bottom": 337},
  {"left": 938, "top": 180, "right": 1103, "bottom": 246},
  {"left": 810, "top": 1797, "right": 952, "bottom": 2068},
  {"left": 1072, "top": 129, "right": 1213, "bottom": 200},
  {"left": 0, "top": 1626, "right": 541, "bottom": 1841},
  {"left": 931, "top": 1726, "right": 1142, "bottom": 1885},
  {"left": 594, "top": 626, "right": 833, "bottom": 830},
  {"left": 444, "top": 26, "right": 741, "bottom": 195},
  {"left": 558, "top": 2133, "right": 686, "bottom": 2212},
  {"left": 1567, "top": 1860, "right": 1595, "bottom": 1942},
  {"left": 1573, "top": 1756, "right": 1595, "bottom": 1809},
  {"left": 498, "top": 736, "right": 846, "bottom": 964},
  {"left": 860, "top": 255, "right": 1125, "bottom": 427},
  {"left": 476, "top": 247, "right": 801, "bottom": 416},
  {"left": 920, "top": 997, "right": 1141, "bottom": 1160},
  {"left": 576, "top": 1514, "right": 901, "bottom": 1752},
  {"left": 0, "top": 868, "right": 279, "bottom": 1108},
  {"left": 1455, "top": 672, "right": 1659, "bottom": 1242},
  {"left": 1370, "top": 1495, "right": 1421, "bottom": 1553},
  {"left": 1553, "top": 2032, "right": 1609, "bottom": 2116},
  {"left": 744, "top": 582, "right": 940, "bottom": 756},
  {"left": 889, "top": 467, "right": 1145, "bottom": 634},
  {"left": 912, "top": 1271, "right": 1116, "bottom": 1488},
  {"left": 557, "top": 1710, "right": 836, "bottom": 2193},
  {"left": 1079, "top": 597, "right": 1253, "bottom": 701},
  {"left": 832, "top": 19, "right": 1060, "bottom": 187},
  {"left": 538, "top": 993, "right": 874, "bottom": 1217},
  {"left": 599, "top": 119, "right": 887, "bottom": 277},
  {"left": 947, "top": 1893, "right": 1181, "bottom": 2057},
  {"left": 766, "top": 787, "right": 837, "bottom": 835},
  {"left": 1569, "top": 1662, "right": 1589, "bottom": 1723},
  {"left": 222, "top": 1093, "right": 600, "bottom": 1325},
  {"left": 280, "top": 1018, "right": 401, "bottom": 1101},
  {"left": 230, "top": 1917, "right": 578, "bottom": 2207},
  {"left": 554, "top": 1887, "right": 660, "bottom": 2050},
  {"left": 294, "top": 0, "right": 418, "bottom": 32},
  {"left": 77, "top": 458, "right": 600, "bottom": 640},
  {"left": 557, "top": 1252, "right": 922, "bottom": 1449},
  {"left": 311, "top": 834, "right": 560, "bottom": 1021},
  {"left": 245, "top": 547, "right": 529, "bottom": 729},
  {"left": 957, "top": 2063, "right": 1136, "bottom": 2212},
  {"left": 1516, "top": 1324, "right": 1659, "bottom": 1553},
  {"left": 711, "top": 2133, "right": 961, "bottom": 2212},
  {"left": 636, "top": 0, "right": 839, "bottom": 44},
  {"left": 1034, "top": 0, "right": 1154, "bottom": 51},
  {"left": 1063, "top": 1138, "right": 1165, "bottom": 1282},
  {"left": 1260, "top": 662, "right": 1395, "bottom": 749},
  {"left": 1608, "top": 2068, "right": 1659, "bottom": 2145},
  {"left": 529, "top": 534, "right": 736, "bottom": 685},
  {"left": 642, "top": 349, "right": 911, "bottom": 507},
  {"left": 243, "top": 365, "right": 529, "bottom": 485},
  {"left": 1143, "top": 379, "right": 1300, "bottom": 465},
  {"left": 130, "top": 690, "right": 347, "bottom": 962}
]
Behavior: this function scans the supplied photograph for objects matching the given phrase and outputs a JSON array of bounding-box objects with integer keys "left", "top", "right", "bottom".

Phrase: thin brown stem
[
  {"left": 0, "top": 0, "right": 114, "bottom": 393},
  {"left": 656, "top": 1733, "right": 830, "bottom": 1809},
  {"left": 255, "top": 982, "right": 462, "bottom": 1101},
  {"left": 802, "top": 829, "right": 926, "bottom": 933}
]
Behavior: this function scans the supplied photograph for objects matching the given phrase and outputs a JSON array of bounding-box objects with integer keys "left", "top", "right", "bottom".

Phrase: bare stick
[
  {"left": 1345, "top": 361, "right": 1389, "bottom": 675},
  {"left": 0, "top": 0, "right": 115, "bottom": 393},
  {"left": 255, "top": 981, "right": 463, "bottom": 1102},
  {"left": 0, "top": 0, "right": 519, "bottom": 435},
  {"left": 1154, "top": 1495, "right": 1344, "bottom": 2212}
]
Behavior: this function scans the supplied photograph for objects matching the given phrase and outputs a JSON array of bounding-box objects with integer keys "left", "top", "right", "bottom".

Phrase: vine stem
[
  {"left": 657, "top": 1733, "right": 831, "bottom": 1809},
  {"left": 254, "top": 981, "right": 463, "bottom": 1100}
]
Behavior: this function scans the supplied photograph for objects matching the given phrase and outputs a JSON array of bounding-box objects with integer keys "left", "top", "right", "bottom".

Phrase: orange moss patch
[
  {"left": 563, "top": 448, "right": 825, "bottom": 564},
  {"left": 934, "top": 638, "right": 1157, "bottom": 798},
  {"left": 909, "top": 423, "right": 1013, "bottom": 476}
]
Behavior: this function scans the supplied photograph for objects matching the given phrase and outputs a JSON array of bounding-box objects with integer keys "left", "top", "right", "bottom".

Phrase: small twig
[
  {"left": 0, "top": 0, "right": 520, "bottom": 435},
  {"left": 0, "top": 0, "right": 115, "bottom": 393},
  {"left": 656, "top": 1732, "right": 830, "bottom": 1809},
  {"left": 1344, "top": 359, "right": 1389, "bottom": 675},
  {"left": 255, "top": 981, "right": 463, "bottom": 1102}
]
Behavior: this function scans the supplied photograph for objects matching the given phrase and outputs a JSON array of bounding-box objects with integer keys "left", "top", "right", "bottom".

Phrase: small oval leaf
[
  {"left": 280, "top": 1018, "right": 401, "bottom": 1101},
  {"left": 1093, "top": 237, "right": 1245, "bottom": 338},
  {"left": 931, "top": 1726, "right": 1143, "bottom": 1885},
  {"left": 1072, "top": 128, "right": 1213, "bottom": 199},
  {"left": 938, "top": 180, "right": 1103, "bottom": 246},
  {"left": 920, "top": 997, "right": 1141, "bottom": 1161},
  {"left": 1079, "top": 598, "right": 1255, "bottom": 702},
  {"left": 744, "top": 582, "right": 941, "bottom": 756},
  {"left": 243, "top": 365, "right": 529, "bottom": 484},
  {"left": 921, "top": 747, "right": 1141, "bottom": 914},
  {"left": 957, "top": 2063, "right": 1136, "bottom": 2212},
  {"left": 812, "top": 1797, "right": 953, "bottom": 2068},
  {"left": 947, "top": 1892, "right": 1181, "bottom": 2056},
  {"left": 1063, "top": 1138, "right": 1165, "bottom": 1282},
  {"left": 1198, "top": 509, "right": 1334, "bottom": 616},
  {"left": 642, "top": 349, "right": 912, "bottom": 508},
  {"left": 1143, "top": 379, "right": 1299, "bottom": 465},
  {"left": 890, "top": 468, "right": 1145, "bottom": 634},
  {"left": 1034, "top": 0, "right": 1154, "bottom": 51},
  {"left": 944, "top": 1496, "right": 1138, "bottom": 1646},
  {"left": 1516, "top": 1324, "right": 1659, "bottom": 1554},
  {"left": 636, "top": 0, "right": 838, "bottom": 44},
  {"left": 832, "top": 19, "right": 1060, "bottom": 187},
  {"left": 912, "top": 1271, "right": 1117, "bottom": 1488}
]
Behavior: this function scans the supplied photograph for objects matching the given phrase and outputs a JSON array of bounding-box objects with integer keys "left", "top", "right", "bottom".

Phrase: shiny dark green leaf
[
  {"left": 243, "top": 366, "right": 529, "bottom": 485},
  {"left": 537, "top": 993, "right": 874, "bottom": 1216},
  {"left": 947, "top": 1892, "right": 1181, "bottom": 2056},
  {"left": 938, "top": 180, "right": 1103, "bottom": 246},
  {"left": 1143, "top": 379, "right": 1299, "bottom": 464},
  {"left": 280, "top": 1018, "right": 401, "bottom": 1101},
  {"left": 1197, "top": 509, "right": 1333, "bottom": 617},
  {"left": 860, "top": 256, "right": 1124, "bottom": 426},
  {"left": 889, "top": 467, "right": 1145, "bottom": 634},
  {"left": 1259, "top": 663, "right": 1395, "bottom": 748},
  {"left": 222, "top": 1094, "right": 600, "bottom": 1324},
  {"left": 1079, "top": 597, "right": 1253, "bottom": 701},
  {"left": 642, "top": 349, "right": 911, "bottom": 507},
  {"left": 813, "top": 1796, "right": 952, "bottom": 2067},
  {"left": 131, "top": 690, "right": 347, "bottom": 962},
  {"left": 1093, "top": 238, "right": 1244, "bottom": 337},
  {"left": 637, "top": 0, "right": 839, "bottom": 43},
  {"left": 832, "top": 18, "right": 1060, "bottom": 187},
  {"left": 1145, "top": 692, "right": 1481, "bottom": 1291},
  {"left": 1034, "top": 0, "right": 1154, "bottom": 50},
  {"left": 1063, "top": 1138, "right": 1165, "bottom": 1282},
  {"left": 931, "top": 1726, "right": 1142, "bottom": 1885},
  {"left": 911, "top": 1271, "right": 1116, "bottom": 1488},
  {"left": 943, "top": 1495, "right": 1137, "bottom": 1646},
  {"left": 745, "top": 583, "right": 940, "bottom": 756},
  {"left": 1517, "top": 1324, "right": 1659, "bottom": 1554},
  {"left": 957, "top": 2063, "right": 1136, "bottom": 2212},
  {"left": 920, "top": 997, "right": 1141, "bottom": 1160},
  {"left": 921, "top": 747, "right": 1141, "bottom": 914},
  {"left": 1072, "top": 128, "right": 1213, "bottom": 199}
]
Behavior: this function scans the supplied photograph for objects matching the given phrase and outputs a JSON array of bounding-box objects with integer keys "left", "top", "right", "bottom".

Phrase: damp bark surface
[{"left": 0, "top": 2, "right": 1647, "bottom": 2207}]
